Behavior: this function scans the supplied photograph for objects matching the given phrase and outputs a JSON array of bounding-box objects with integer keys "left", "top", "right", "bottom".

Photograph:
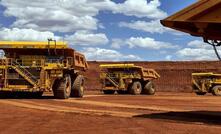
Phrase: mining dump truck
[
  {"left": 191, "top": 73, "right": 221, "bottom": 96},
  {"left": 161, "top": 0, "right": 221, "bottom": 96},
  {"left": 0, "top": 40, "right": 88, "bottom": 99},
  {"left": 99, "top": 64, "right": 160, "bottom": 95}
]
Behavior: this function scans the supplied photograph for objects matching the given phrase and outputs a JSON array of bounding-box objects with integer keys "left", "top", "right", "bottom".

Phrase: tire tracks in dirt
[
  {"left": 0, "top": 96, "right": 193, "bottom": 119},
  {"left": 0, "top": 100, "right": 139, "bottom": 118},
  {"left": 56, "top": 99, "right": 190, "bottom": 112}
]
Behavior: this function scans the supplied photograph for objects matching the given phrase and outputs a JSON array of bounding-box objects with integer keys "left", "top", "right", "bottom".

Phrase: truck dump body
[
  {"left": 161, "top": 0, "right": 221, "bottom": 40},
  {"left": 100, "top": 64, "right": 160, "bottom": 80},
  {"left": 0, "top": 41, "right": 88, "bottom": 70}
]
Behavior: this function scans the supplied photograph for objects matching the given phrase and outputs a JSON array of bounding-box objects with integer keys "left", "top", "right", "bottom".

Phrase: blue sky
[{"left": 0, "top": 0, "right": 217, "bottom": 61}]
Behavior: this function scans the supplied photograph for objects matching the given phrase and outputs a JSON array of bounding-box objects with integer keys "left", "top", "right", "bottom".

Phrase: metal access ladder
[
  {"left": 11, "top": 61, "right": 38, "bottom": 86},
  {"left": 105, "top": 73, "right": 119, "bottom": 88}
]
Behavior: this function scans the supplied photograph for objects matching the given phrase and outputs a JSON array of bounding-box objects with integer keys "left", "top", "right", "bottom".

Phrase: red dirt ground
[{"left": 0, "top": 91, "right": 221, "bottom": 134}]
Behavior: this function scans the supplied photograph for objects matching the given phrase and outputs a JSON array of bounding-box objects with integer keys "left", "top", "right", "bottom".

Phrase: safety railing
[
  {"left": 0, "top": 57, "right": 74, "bottom": 68},
  {"left": 11, "top": 61, "right": 38, "bottom": 86},
  {"left": 101, "top": 72, "right": 119, "bottom": 87},
  {"left": 0, "top": 58, "right": 13, "bottom": 66},
  {"left": 12, "top": 61, "right": 37, "bottom": 79}
]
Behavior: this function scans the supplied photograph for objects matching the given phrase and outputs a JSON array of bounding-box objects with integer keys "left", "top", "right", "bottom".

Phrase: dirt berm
[{"left": 84, "top": 61, "right": 221, "bottom": 92}]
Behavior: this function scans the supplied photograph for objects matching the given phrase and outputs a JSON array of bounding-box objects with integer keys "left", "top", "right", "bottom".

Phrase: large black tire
[
  {"left": 0, "top": 91, "right": 11, "bottom": 98},
  {"left": 129, "top": 81, "right": 142, "bottom": 95},
  {"left": 142, "top": 81, "right": 155, "bottom": 95},
  {"left": 212, "top": 85, "right": 221, "bottom": 96},
  {"left": 71, "top": 75, "right": 84, "bottom": 98},
  {"left": 53, "top": 74, "right": 71, "bottom": 99},
  {"left": 103, "top": 90, "right": 115, "bottom": 94},
  {"left": 195, "top": 92, "right": 207, "bottom": 96}
]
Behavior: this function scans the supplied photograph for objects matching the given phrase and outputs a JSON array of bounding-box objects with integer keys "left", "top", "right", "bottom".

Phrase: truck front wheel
[
  {"left": 53, "top": 74, "right": 71, "bottom": 99},
  {"left": 212, "top": 85, "right": 221, "bottom": 96},
  {"left": 129, "top": 81, "right": 142, "bottom": 95},
  {"left": 71, "top": 75, "right": 84, "bottom": 98}
]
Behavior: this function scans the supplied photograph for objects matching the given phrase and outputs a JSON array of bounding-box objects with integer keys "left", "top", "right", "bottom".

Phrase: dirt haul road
[{"left": 0, "top": 92, "right": 221, "bottom": 134}]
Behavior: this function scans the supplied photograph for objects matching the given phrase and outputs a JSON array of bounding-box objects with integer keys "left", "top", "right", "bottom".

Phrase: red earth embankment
[{"left": 84, "top": 61, "right": 221, "bottom": 92}]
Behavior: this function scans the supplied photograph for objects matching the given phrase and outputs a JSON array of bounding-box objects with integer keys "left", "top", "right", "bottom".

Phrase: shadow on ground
[{"left": 134, "top": 111, "right": 221, "bottom": 125}]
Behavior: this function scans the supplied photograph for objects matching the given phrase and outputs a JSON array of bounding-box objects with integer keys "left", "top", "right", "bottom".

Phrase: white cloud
[
  {"left": 110, "top": 0, "right": 167, "bottom": 19},
  {"left": 65, "top": 31, "right": 109, "bottom": 46},
  {"left": 0, "top": 27, "right": 60, "bottom": 41},
  {"left": 1, "top": 0, "right": 98, "bottom": 32},
  {"left": 187, "top": 40, "right": 210, "bottom": 49},
  {"left": 0, "top": 27, "right": 108, "bottom": 46},
  {"left": 176, "top": 48, "right": 218, "bottom": 60},
  {"left": 0, "top": 0, "right": 167, "bottom": 32},
  {"left": 119, "top": 20, "right": 165, "bottom": 34},
  {"left": 119, "top": 20, "right": 185, "bottom": 35},
  {"left": 111, "top": 38, "right": 125, "bottom": 49},
  {"left": 91, "top": 0, "right": 167, "bottom": 19},
  {"left": 165, "top": 55, "right": 172, "bottom": 60},
  {"left": 81, "top": 47, "right": 142, "bottom": 61},
  {"left": 176, "top": 40, "right": 220, "bottom": 60},
  {"left": 111, "top": 37, "right": 177, "bottom": 50},
  {"left": 127, "top": 37, "right": 176, "bottom": 49},
  {"left": 111, "top": 37, "right": 178, "bottom": 50}
]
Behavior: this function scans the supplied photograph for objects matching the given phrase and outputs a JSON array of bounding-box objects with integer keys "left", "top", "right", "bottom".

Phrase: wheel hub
[{"left": 65, "top": 78, "right": 71, "bottom": 94}]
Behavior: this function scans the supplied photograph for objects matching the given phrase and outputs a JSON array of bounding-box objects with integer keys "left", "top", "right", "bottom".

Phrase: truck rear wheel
[
  {"left": 143, "top": 81, "right": 155, "bottom": 95},
  {"left": 103, "top": 90, "right": 115, "bottom": 94},
  {"left": 129, "top": 81, "right": 142, "bottom": 95},
  {"left": 0, "top": 91, "right": 10, "bottom": 98},
  {"left": 53, "top": 74, "right": 71, "bottom": 99},
  {"left": 212, "top": 85, "right": 221, "bottom": 96},
  {"left": 71, "top": 75, "right": 84, "bottom": 98}
]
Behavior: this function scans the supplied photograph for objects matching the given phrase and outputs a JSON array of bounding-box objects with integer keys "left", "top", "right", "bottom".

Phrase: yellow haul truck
[
  {"left": 99, "top": 64, "right": 160, "bottom": 95},
  {"left": 161, "top": 0, "right": 221, "bottom": 96},
  {"left": 0, "top": 40, "right": 88, "bottom": 99},
  {"left": 191, "top": 73, "right": 221, "bottom": 96}
]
